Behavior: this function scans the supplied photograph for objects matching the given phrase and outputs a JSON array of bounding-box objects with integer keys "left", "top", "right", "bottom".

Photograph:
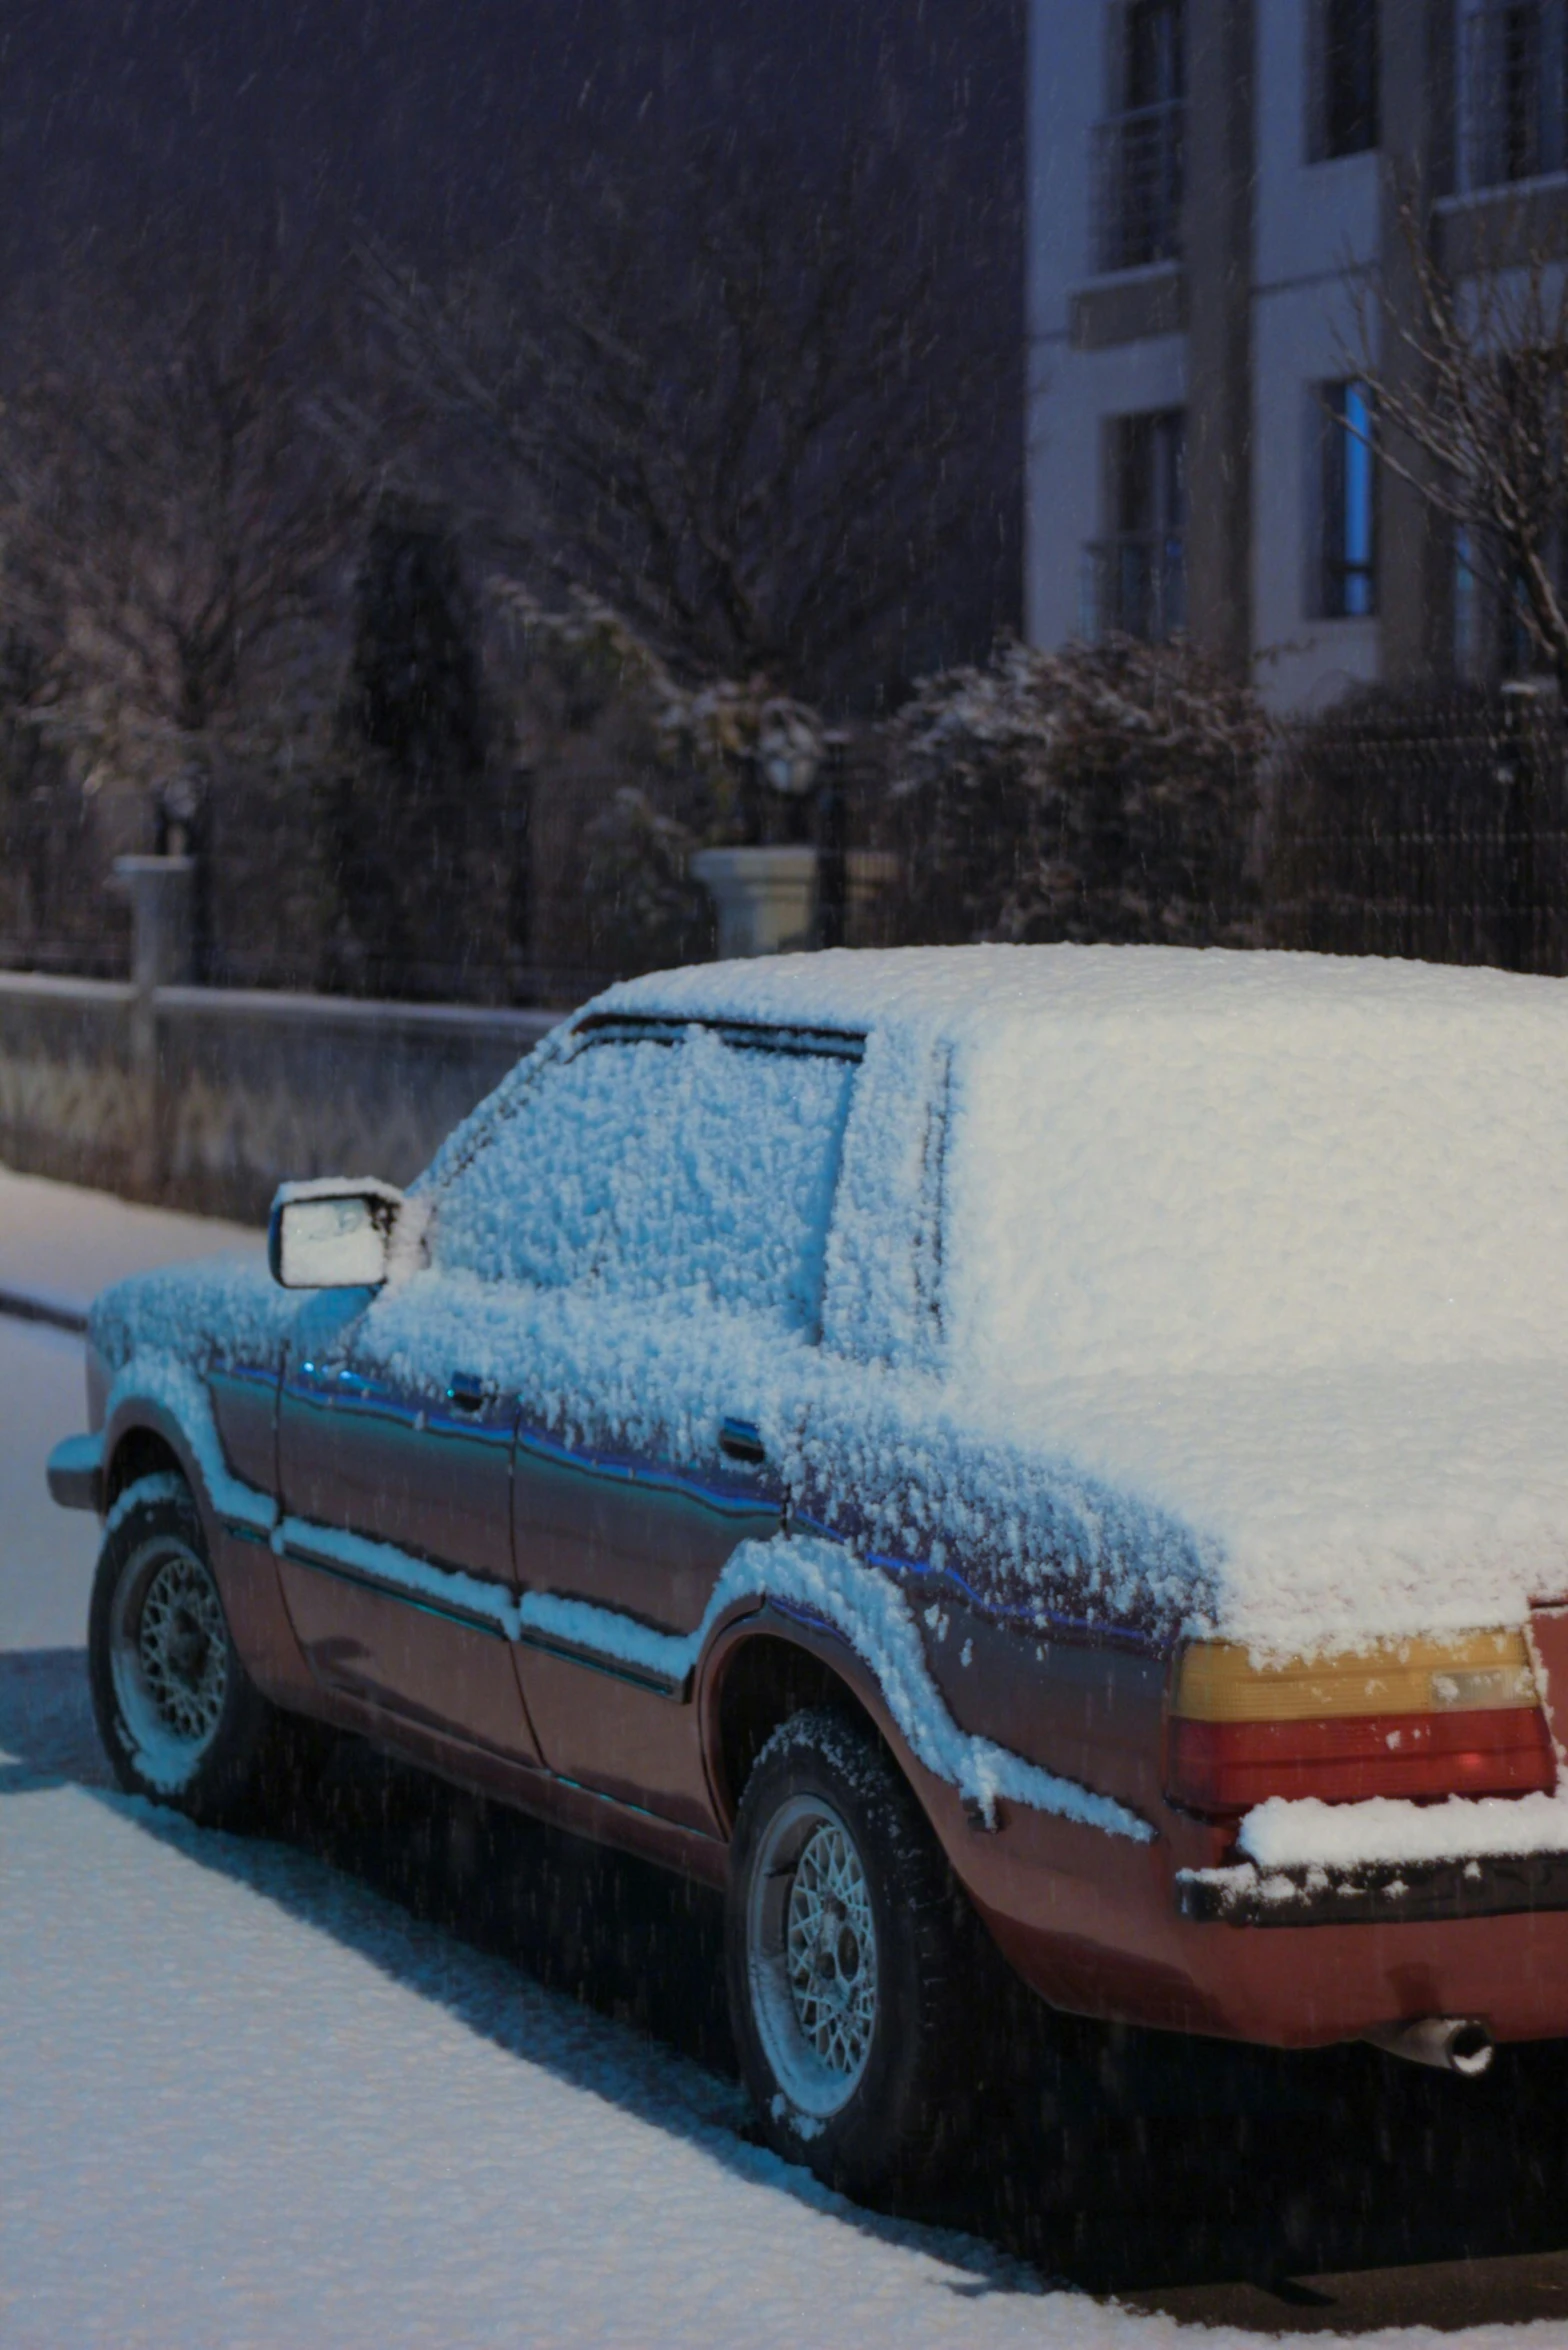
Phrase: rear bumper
[
  {"left": 945, "top": 1789, "right": 1568, "bottom": 2048},
  {"left": 1178, "top": 1850, "right": 1568, "bottom": 1929},
  {"left": 47, "top": 1431, "right": 104, "bottom": 1515}
]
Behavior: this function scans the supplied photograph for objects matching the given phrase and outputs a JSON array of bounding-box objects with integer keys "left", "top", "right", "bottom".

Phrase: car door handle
[
  {"left": 446, "top": 1373, "right": 489, "bottom": 1413},
  {"left": 719, "top": 1416, "right": 767, "bottom": 1466}
]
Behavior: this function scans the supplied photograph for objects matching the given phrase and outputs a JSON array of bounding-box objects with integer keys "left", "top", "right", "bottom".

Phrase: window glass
[
  {"left": 1464, "top": 0, "right": 1568, "bottom": 189},
  {"left": 1123, "top": 0, "right": 1184, "bottom": 110},
  {"left": 1095, "top": 1, "right": 1184, "bottom": 274},
  {"left": 1091, "top": 408, "right": 1186, "bottom": 642},
  {"left": 434, "top": 1027, "right": 855, "bottom": 1329},
  {"left": 1321, "top": 381, "right": 1376, "bottom": 619},
  {"left": 1319, "top": 0, "right": 1379, "bottom": 159}
]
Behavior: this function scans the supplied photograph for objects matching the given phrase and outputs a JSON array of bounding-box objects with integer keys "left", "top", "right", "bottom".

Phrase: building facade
[{"left": 1027, "top": 1, "right": 1568, "bottom": 709}]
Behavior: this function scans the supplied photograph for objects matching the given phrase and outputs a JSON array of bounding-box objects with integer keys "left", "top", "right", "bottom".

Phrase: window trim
[
  {"left": 426, "top": 1014, "right": 867, "bottom": 1197},
  {"left": 572, "top": 1011, "right": 867, "bottom": 1064}
]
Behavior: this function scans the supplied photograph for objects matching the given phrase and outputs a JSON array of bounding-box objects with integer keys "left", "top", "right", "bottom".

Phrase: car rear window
[{"left": 434, "top": 1024, "right": 855, "bottom": 1331}]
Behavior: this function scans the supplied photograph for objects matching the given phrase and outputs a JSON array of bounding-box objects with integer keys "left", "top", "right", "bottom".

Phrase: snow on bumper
[
  {"left": 1177, "top": 1848, "right": 1568, "bottom": 1926},
  {"left": 1179, "top": 1786, "right": 1568, "bottom": 1925}
]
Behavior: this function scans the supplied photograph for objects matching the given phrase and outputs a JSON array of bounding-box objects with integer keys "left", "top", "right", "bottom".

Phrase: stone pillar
[
  {"left": 1183, "top": 0, "right": 1255, "bottom": 676},
  {"left": 113, "top": 854, "right": 194, "bottom": 1197},
  {"left": 1378, "top": 0, "right": 1450, "bottom": 688},
  {"left": 688, "top": 846, "right": 818, "bottom": 959},
  {"left": 114, "top": 854, "right": 195, "bottom": 992}
]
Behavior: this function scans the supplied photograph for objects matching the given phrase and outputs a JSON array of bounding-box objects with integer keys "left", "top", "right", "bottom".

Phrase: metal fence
[
  {"left": 13, "top": 696, "right": 1568, "bottom": 991},
  {"left": 1266, "top": 688, "right": 1568, "bottom": 975}
]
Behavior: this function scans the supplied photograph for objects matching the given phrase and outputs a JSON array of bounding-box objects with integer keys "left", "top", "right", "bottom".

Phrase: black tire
[
  {"left": 88, "top": 1471, "right": 326, "bottom": 1830},
  {"left": 725, "top": 1706, "right": 978, "bottom": 2199}
]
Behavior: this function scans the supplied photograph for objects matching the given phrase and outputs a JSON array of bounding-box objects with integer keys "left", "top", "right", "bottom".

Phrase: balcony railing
[
  {"left": 1082, "top": 533, "right": 1187, "bottom": 644},
  {"left": 1090, "top": 99, "right": 1184, "bottom": 274}
]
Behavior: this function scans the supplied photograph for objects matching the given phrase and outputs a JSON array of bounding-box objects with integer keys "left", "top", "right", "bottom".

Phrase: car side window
[{"left": 433, "top": 1024, "right": 856, "bottom": 1332}]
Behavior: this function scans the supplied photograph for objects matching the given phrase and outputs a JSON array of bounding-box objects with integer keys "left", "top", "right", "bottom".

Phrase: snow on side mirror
[{"left": 268, "top": 1178, "right": 405, "bottom": 1290}]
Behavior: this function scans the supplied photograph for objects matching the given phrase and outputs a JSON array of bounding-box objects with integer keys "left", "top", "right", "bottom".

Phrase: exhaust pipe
[{"left": 1363, "top": 2016, "right": 1494, "bottom": 2077}]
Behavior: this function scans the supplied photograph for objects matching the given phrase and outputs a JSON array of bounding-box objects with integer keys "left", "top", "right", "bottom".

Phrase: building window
[
  {"left": 1085, "top": 409, "right": 1186, "bottom": 641},
  {"left": 1310, "top": 0, "right": 1379, "bottom": 158},
  {"left": 1463, "top": 1, "right": 1568, "bottom": 188},
  {"left": 1091, "top": 1, "right": 1185, "bottom": 273},
  {"left": 1320, "top": 382, "right": 1376, "bottom": 618}
]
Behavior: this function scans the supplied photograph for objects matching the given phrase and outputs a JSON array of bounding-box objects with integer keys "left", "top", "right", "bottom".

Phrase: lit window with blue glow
[{"left": 1323, "top": 380, "right": 1376, "bottom": 618}]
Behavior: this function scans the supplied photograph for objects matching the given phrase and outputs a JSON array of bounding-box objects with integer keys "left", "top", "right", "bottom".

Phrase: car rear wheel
[
  {"left": 88, "top": 1472, "right": 325, "bottom": 1829},
  {"left": 725, "top": 1707, "right": 977, "bottom": 2198}
]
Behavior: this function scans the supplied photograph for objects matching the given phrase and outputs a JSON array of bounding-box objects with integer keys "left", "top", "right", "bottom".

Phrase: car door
[
  {"left": 274, "top": 1273, "right": 541, "bottom": 1766},
  {"left": 479, "top": 1018, "right": 861, "bottom": 1827}
]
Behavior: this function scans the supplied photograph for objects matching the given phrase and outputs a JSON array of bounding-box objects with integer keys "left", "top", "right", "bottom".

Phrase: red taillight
[
  {"left": 1166, "top": 1632, "right": 1557, "bottom": 1816},
  {"left": 1167, "top": 1706, "right": 1556, "bottom": 1812}
]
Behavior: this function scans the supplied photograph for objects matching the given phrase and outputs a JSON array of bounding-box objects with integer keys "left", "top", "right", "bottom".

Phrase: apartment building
[{"left": 1027, "top": 2, "right": 1568, "bottom": 709}]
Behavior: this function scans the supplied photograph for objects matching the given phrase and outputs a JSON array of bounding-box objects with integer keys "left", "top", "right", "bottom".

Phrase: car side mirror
[{"left": 268, "top": 1179, "right": 406, "bottom": 1290}]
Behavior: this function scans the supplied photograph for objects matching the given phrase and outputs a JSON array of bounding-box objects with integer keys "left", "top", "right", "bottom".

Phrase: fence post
[
  {"left": 815, "top": 740, "right": 848, "bottom": 950},
  {"left": 1499, "top": 681, "right": 1555, "bottom": 974},
  {"left": 112, "top": 854, "right": 195, "bottom": 1196}
]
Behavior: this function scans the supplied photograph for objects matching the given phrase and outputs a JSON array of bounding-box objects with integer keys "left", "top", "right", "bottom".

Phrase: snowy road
[
  {"left": 6, "top": 1176, "right": 1568, "bottom": 2343},
  {"left": 4, "top": 1668, "right": 1067, "bottom": 2349}
]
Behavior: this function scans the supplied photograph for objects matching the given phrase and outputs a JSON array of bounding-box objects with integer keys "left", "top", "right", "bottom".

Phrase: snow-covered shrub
[
  {"left": 879, "top": 636, "right": 1271, "bottom": 949},
  {"left": 577, "top": 786, "right": 714, "bottom": 973},
  {"left": 493, "top": 588, "right": 831, "bottom": 978}
]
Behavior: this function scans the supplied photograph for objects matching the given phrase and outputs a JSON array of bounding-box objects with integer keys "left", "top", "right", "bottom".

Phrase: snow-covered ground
[
  {"left": 0, "top": 1164, "right": 261, "bottom": 1644},
  {"left": 2, "top": 1167, "right": 1564, "bottom": 2346},
  {"left": 0, "top": 1160, "right": 262, "bottom": 1323},
  {"left": 4, "top": 1712, "right": 1069, "bottom": 2348}
]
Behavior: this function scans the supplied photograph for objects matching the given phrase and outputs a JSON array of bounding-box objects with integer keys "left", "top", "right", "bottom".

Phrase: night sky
[
  {"left": 0, "top": 2, "right": 1025, "bottom": 653},
  {"left": 0, "top": 2, "right": 1023, "bottom": 271}
]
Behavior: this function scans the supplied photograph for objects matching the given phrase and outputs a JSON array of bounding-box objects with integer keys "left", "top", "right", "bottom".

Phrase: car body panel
[
  {"left": 273, "top": 1284, "right": 538, "bottom": 1757},
  {"left": 509, "top": 1406, "right": 784, "bottom": 1825},
  {"left": 274, "top": 1555, "right": 542, "bottom": 1764},
  {"left": 208, "top": 1365, "right": 278, "bottom": 1498}
]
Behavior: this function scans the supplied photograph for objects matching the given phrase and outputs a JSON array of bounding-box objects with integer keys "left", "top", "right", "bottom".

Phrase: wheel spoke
[
  {"left": 118, "top": 1542, "right": 228, "bottom": 1756},
  {"left": 783, "top": 1818, "right": 877, "bottom": 2083},
  {"left": 746, "top": 1785, "right": 883, "bottom": 2121}
]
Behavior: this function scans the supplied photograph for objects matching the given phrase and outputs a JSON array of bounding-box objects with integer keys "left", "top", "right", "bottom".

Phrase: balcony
[
  {"left": 1090, "top": 100, "right": 1184, "bottom": 275},
  {"left": 1082, "top": 532, "right": 1187, "bottom": 644}
]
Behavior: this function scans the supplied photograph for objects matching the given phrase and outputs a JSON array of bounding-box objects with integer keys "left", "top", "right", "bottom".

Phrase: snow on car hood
[{"left": 89, "top": 1253, "right": 300, "bottom": 1378}]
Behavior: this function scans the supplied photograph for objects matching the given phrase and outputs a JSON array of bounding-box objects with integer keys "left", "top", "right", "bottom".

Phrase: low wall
[{"left": 0, "top": 973, "right": 561, "bottom": 1222}]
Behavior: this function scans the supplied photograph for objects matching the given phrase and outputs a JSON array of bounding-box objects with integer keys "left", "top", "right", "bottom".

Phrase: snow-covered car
[{"left": 48, "top": 945, "right": 1568, "bottom": 2187}]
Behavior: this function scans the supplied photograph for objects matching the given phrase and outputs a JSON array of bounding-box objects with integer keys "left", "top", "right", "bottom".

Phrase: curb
[{"left": 0, "top": 1288, "right": 88, "bottom": 1336}]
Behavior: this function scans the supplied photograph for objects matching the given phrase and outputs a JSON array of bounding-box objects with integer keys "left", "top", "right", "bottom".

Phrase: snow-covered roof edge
[{"left": 591, "top": 941, "right": 1568, "bottom": 1049}]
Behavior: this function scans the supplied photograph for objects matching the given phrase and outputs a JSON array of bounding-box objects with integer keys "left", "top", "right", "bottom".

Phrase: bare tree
[
  {"left": 364, "top": 131, "right": 1009, "bottom": 709},
  {"left": 0, "top": 229, "right": 374, "bottom": 857},
  {"left": 1350, "top": 191, "right": 1568, "bottom": 678}
]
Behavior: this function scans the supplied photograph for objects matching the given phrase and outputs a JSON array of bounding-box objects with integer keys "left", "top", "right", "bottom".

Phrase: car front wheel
[
  {"left": 725, "top": 1707, "right": 977, "bottom": 2198},
  {"left": 88, "top": 1471, "right": 323, "bottom": 1829}
]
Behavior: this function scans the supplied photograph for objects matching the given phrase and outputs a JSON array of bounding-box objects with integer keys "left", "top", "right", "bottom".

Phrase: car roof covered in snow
[{"left": 592, "top": 941, "right": 1568, "bottom": 1044}]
